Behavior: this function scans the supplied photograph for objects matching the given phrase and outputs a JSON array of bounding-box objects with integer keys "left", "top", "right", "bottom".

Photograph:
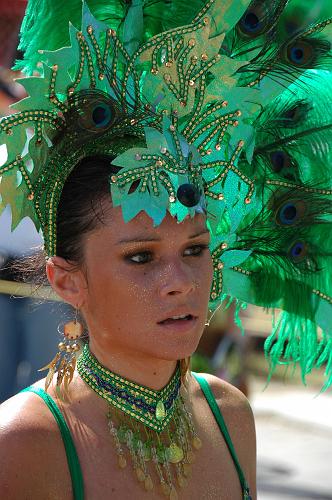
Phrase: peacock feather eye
[
  {"left": 74, "top": 92, "right": 119, "bottom": 133},
  {"left": 91, "top": 103, "right": 113, "bottom": 128},
  {"left": 279, "top": 101, "right": 310, "bottom": 128},
  {"left": 289, "top": 241, "right": 308, "bottom": 262},
  {"left": 286, "top": 40, "right": 314, "bottom": 67},
  {"left": 78, "top": 101, "right": 114, "bottom": 131},
  {"left": 238, "top": 1, "right": 269, "bottom": 37},
  {"left": 270, "top": 151, "right": 292, "bottom": 173},
  {"left": 276, "top": 200, "right": 306, "bottom": 226},
  {"left": 283, "top": 105, "right": 301, "bottom": 122},
  {"left": 240, "top": 12, "right": 261, "bottom": 34}
]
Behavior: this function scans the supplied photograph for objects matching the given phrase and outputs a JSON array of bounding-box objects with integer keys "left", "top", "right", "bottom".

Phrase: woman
[
  {"left": 0, "top": 156, "right": 256, "bottom": 499},
  {"left": 0, "top": 0, "right": 331, "bottom": 498}
]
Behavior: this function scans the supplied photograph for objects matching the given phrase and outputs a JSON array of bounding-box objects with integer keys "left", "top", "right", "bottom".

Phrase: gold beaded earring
[{"left": 39, "top": 306, "right": 83, "bottom": 397}]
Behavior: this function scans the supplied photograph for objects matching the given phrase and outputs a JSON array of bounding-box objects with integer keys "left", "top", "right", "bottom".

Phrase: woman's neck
[{"left": 87, "top": 339, "right": 178, "bottom": 391}]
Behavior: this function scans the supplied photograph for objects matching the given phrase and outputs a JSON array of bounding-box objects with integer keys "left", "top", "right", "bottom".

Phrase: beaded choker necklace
[{"left": 77, "top": 344, "right": 202, "bottom": 499}]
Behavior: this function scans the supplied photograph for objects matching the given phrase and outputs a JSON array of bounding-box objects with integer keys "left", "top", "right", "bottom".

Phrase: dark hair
[
  {"left": 12, "top": 154, "right": 117, "bottom": 285},
  {"left": 56, "top": 154, "right": 116, "bottom": 264}
]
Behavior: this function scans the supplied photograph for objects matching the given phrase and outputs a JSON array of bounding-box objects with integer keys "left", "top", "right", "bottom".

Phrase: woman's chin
[{"left": 143, "top": 327, "right": 204, "bottom": 361}]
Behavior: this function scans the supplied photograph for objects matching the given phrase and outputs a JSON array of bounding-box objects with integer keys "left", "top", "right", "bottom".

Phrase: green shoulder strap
[
  {"left": 192, "top": 372, "right": 251, "bottom": 499},
  {"left": 21, "top": 386, "right": 84, "bottom": 500}
]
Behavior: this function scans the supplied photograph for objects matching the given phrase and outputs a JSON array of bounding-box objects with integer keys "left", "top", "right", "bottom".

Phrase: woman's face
[{"left": 80, "top": 204, "right": 213, "bottom": 362}]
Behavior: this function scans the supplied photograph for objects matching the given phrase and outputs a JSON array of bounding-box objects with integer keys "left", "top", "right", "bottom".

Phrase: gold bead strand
[
  {"left": 81, "top": 38, "right": 97, "bottom": 88},
  {"left": 231, "top": 266, "right": 251, "bottom": 277},
  {"left": 266, "top": 179, "right": 332, "bottom": 196},
  {"left": 154, "top": 432, "right": 177, "bottom": 497},
  {"left": 137, "top": 438, "right": 154, "bottom": 491},
  {"left": 164, "top": 75, "right": 183, "bottom": 103},
  {"left": 125, "top": 428, "right": 145, "bottom": 484},
  {"left": 35, "top": 122, "right": 44, "bottom": 146},
  {"left": 173, "top": 404, "right": 190, "bottom": 459},
  {"left": 159, "top": 150, "right": 187, "bottom": 174},
  {"left": 0, "top": 155, "right": 21, "bottom": 176},
  {"left": 192, "top": 0, "right": 215, "bottom": 23},
  {"left": 173, "top": 37, "right": 184, "bottom": 60},
  {"left": 101, "top": 28, "right": 112, "bottom": 73},
  {"left": 158, "top": 171, "right": 176, "bottom": 202},
  {"left": 86, "top": 25, "right": 104, "bottom": 75},
  {"left": 166, "top": 35, "right": 174, "bottom": 67},
  {"left": 174, "top": 413, "right": 192, "bottom": 479},
  {"left": 188, "top": 103, "right": 228, "bottom": 143},
  {"left": 182, "top": 73, "right": 207, "bottom": 137},
  {"left": 190, "top": 52, "right": 221, "bottom": 84},
  {"left": 131, "top": 419, "right": 151, "bottom": 487},
  {"left": 150, "top": 168, "right": 160, "bottom": 196},
  {"left": 108, "top": 32, "right": 119, "bottom": 88},
  {"left": 49, "top": 65, "right": 67, "bottom": 112},
  {"left": 162, "top": 456, "right": 178, "bottom": 500},
  {"left": 107, "top": 408, "right": 127, "bottom": 469},
  {"left": 176, "top": 41, "right": 194, "bottom": 101},
  {"left": 313, "top": 289, "right": 332, "bottom": 305},
  {"left": 68, "top": 32, "right": 86, "bottom": 95},
  {"left": 17, "top": 162, "right": 35, "bottom": 201},
  {"left": 175, "top": 462, "right": 187, "bottom": 489},
  {"left": 179, "top": 395, "right": 203, "bottom": 451},
  {"left": 151, "top": 444, "right": 168, "bottom": 495},
  {"left": 168, "top": 125, "right": 184, "bottom": 162}
]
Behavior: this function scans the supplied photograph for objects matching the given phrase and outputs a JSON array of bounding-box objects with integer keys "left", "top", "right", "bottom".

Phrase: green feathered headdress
[{"left": 2, "top": 0, "right": 332, "bottom": 389}]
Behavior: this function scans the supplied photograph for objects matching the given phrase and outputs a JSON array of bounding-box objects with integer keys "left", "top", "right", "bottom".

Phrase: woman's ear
[{"left": 46, "top": 256, "right": 87, "bottom": 307}]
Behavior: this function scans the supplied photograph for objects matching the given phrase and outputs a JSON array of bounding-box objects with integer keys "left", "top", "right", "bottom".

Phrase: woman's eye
[
  {"left": 184, "top": 245, "right": 209, "bottom": 257},
  {"left": 127, "top": 251, "right": 152, "bottom": 264}
]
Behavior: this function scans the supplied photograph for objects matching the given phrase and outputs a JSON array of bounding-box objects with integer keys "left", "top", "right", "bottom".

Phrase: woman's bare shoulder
[
  {"left": 0, "top": 379, "right": 57, "bottom": 433},
  {"left": 191, "top": 372, "right": 252, "bottom": 410},
  {"left": 192, "top": 371, "right": 255, "bottom": 437},
  {"left": 191, "top": 372, "right": 257, "bottom": 497},
  {"left": 0, "top": 384, "right": 67, "bottom": 499}
]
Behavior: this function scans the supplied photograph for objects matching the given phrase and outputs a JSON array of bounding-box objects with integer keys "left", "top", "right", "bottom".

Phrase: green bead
[
  {"left": 157, "top": 445, "right": 166, "bottom": 463},
  {"left": 167, "top": 443, "right": 184, "bottom": 464},
  {"left": 117, "top": 426, "right": 127, "bottom": 443},
  {"left": 132, "top": 433, "right": 141, "bottom": 451},
  {"left": 143, "top": 442, "right": 152, "bottom": 461},
  {"left": 156, "top": 400, "right": 166, "bottom": 421}
]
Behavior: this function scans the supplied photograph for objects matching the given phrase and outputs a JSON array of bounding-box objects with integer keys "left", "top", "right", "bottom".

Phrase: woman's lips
[{"left": 157, "top": 314, "right": 198, "bottom": 332}]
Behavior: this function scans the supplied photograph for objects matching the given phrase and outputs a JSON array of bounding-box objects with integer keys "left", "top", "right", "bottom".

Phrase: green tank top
[{"left": 21, "top": 373, "right": 252, "bottom": 500}]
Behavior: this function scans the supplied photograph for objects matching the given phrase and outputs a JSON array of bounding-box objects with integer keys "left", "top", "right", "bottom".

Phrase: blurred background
[{"left": 0, "top": 1, "right": 331, "bottom": 499}]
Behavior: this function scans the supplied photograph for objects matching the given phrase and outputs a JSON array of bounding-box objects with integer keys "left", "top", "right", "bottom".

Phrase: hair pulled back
[
  {"left": 13, "top": 154, "right": 117, "bottom": 284},
  {"left": 56, "top": 154, "right": 116, "bottom": 264}
]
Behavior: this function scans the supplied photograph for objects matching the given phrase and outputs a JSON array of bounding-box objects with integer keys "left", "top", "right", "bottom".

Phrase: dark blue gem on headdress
[{"left": 177, "top": 183, "right": 201, "bottom": 207}]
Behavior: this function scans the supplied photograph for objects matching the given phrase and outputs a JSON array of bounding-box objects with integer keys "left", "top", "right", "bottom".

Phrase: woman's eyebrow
[
  {"left": 116, "top": 229, "right": 210, "bottom": 245},
  {"left": 189, "top": 229, "right": 210, "bottom": 239},
  {"left": 116, "top": 236, "right": 160, "bottom": 244}
]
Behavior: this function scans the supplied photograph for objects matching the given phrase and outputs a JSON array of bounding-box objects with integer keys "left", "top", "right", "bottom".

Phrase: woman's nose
[{"left": 159, "top": 260, "right": 196, "bottom": 297}]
